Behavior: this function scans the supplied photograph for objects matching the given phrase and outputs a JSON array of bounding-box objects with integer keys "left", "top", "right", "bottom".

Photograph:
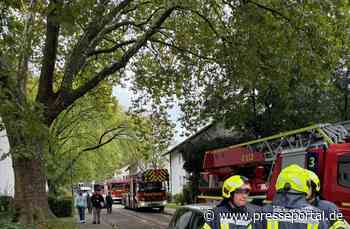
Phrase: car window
[
  {"left": 190, "top": 212, "right": 205, "bottom": 229},
  {"left": 175, "top": 211, "right": 193, "bottom": 229},
  {"left": 169, "top": 208, "right": 193, "bottom": 229}
]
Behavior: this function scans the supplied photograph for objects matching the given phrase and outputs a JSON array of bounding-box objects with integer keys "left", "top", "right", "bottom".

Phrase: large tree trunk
[
  {"left": 12, "top": 155, "right": 51, "bottom": 223},
  {"left": 4, "top": 116, "right": 52, "bottom": 224}
]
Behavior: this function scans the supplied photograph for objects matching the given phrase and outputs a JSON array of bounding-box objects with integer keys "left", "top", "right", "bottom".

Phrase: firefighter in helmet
[
  {"left": 202, "top": 175, "right": 255, "bottom": 229},
  {"left": 261, "top": 164, "right": 328, "bottom": 229},
  {"left": 305, "top": 169, "right": 349, "bottom": 229}
]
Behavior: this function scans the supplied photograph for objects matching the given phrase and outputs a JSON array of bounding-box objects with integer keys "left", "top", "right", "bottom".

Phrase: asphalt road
[{"left": 97, "top": 204, "right": 172, "bottom": 229}]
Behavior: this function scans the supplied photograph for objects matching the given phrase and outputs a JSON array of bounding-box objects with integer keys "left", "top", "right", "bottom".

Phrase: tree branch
[
  {"left": 37, "top": 0, "right": 62, "bottom": 105},
  {"left": 246, "top": 0, "right": 291, "bottom": 23},
  {"left": 60, "top": 0, "right": 133, "bottom": 92},
  {"left": 65, "top": 6, "right": 178, "bottom": 108},
  {"left": 51, "top": 124, "right": 132, "bottom": 184},
  {"left": 149, "top": 38, "right": 216, "bottom": 61},
  {"left": 88, "top": 39, "right": 136, "bottom": 56}
]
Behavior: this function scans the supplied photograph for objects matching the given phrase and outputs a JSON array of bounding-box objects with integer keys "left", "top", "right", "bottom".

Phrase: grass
[
  {"left": 166, "top": 203, "right": 182, "bottom": 209},
  {"left": 0, "top": 215, "right": 77, "bottom": 229}
]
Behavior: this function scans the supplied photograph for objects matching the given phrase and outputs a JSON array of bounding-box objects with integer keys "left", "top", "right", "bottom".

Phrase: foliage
[
  {"left": 131, "top": 0, "right": 350, "bottom": 137},
  {"left": 172, "top": 193, "right": 185, "bottom": 205},
  {"left": 0, "top": 196, "right": 13, "bottom": 213},
  {"left": 48, "top": 196, "right": 73, "bottom": 218}
]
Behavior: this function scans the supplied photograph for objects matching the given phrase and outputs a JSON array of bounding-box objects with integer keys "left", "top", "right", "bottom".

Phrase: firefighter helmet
[
  {"left": 304, "top": 169, "right": 321, "bottom": 192},
  {"left": 276, "top": 164, "right": 309, "bottom": 194},
  {"left": 222, "top": 175, "right": 249, "bottom": 198}
]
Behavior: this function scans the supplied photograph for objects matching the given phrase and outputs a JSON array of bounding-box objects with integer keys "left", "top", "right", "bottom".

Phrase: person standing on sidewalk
[
  {"left": 86, "top": 192, "right": 92, "bottom": 214},
  {"left": 106, "top": 192, "right": 113, "bottom": 214},
  {"left": 75, "top": 191, "right": 87, "bottom": 224},
  {"left": 91, "top": 189, "right": 105, "bottom": 224}
]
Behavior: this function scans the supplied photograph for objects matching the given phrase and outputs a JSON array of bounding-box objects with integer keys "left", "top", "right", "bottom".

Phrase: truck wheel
[{"left": 158, "top": 206, "right": 165, "bottom": 213}]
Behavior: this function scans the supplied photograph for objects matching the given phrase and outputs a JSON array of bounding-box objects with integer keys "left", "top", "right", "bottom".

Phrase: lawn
[
  {"left": 166, "top": 203, "right": 181, "bottom": 209},
  {"left": 0, "top": 216, "right": 77, "bottom": 229}
]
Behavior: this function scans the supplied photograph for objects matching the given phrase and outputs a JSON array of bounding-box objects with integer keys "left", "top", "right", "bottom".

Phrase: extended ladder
[{"left": 226, "top": 122, "right": 350, "bottom": 161}]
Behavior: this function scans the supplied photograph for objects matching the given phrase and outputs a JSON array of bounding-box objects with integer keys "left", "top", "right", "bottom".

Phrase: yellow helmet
[
  {"left": 222, "top": 175, "right": 248, "bottom": 198},
  {"left": 276, "top": 164, "right": 309, "bottom": 194},
  {"left": 304, "top": 169, "right": 320, "bottom": 192}
]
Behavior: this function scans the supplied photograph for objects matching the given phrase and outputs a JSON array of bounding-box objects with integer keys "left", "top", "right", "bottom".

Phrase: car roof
[{"left": 180, "top": 204, "right": 214, "bottom": 213}]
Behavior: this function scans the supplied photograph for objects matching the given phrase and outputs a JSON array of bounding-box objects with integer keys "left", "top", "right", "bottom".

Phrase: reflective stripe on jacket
[
  {"left": 313, "top": 197, "right": 349, "bottom": 229},
  {"left": 260, "top": 192, "right": 328, "bottom": 229},
  {"left": 202, "top": 200, "right": 255, "bottom": 229}
]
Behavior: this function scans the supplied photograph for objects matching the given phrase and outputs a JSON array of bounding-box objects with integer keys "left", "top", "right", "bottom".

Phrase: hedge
[{"left": 48, "top": 196, "right": 73, "bottom": 218}]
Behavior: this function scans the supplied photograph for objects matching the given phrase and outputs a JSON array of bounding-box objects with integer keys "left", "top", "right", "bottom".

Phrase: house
[
  {"left": 0, "top": 128, "right": 14, "bottom": 196},
  {"left": 163, "top": 122, "right": 243, "bottom": 196}
]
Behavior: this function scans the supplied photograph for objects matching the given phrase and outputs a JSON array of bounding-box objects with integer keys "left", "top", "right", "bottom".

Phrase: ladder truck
[{"left": 198, "top": 122, "right": 350, "bottom": 222}]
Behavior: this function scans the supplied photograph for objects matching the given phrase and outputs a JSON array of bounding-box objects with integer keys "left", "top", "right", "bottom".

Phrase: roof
[
  {"left": 177, "top": 204, "right": 215, "bottom": 213},
  {"left": 162, "top": 123, "right": 214, "bottom": 156}
]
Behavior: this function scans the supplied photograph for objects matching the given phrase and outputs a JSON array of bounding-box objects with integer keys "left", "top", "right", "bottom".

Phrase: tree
[
  {"left": 131, "top": 0, "right": 350, "bottom": 136},
  {"left": 0, "top": 0, "right": 183, "bottom": 223}
]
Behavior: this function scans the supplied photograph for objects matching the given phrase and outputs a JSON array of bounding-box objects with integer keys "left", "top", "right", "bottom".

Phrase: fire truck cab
[{"left": 107, "top": 178, "right": 129, "bottom": 204}]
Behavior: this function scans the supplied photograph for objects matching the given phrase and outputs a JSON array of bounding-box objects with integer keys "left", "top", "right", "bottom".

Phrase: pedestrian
[
  {"left": 260, "top": 164, "right": 328, "bottom": 229},
  {"left": 106, "top": 192, "right": 113, "bottom": 214},
  {"left": 91, "top": 189, "right": 105, "bottom": 224},
  {"left": 74, "top": 190, "right": 87, "bottom": 224},
  {"left": 305, "top": 169, "right": 349, "bottom": 229},
  {"left": 86, "top": 192, "right": 92, "bottom": 214},
  {"left": 202, "top": 175, "right": 256, "bottom": 229}
]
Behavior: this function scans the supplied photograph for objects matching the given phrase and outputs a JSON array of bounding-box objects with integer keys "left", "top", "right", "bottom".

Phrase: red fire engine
[
  {"left": 198, "top": 122, "right": 350, "bottom": 222},
  {"left": 122, "top": 169, "right": 169, "bottom": 211},
  {"left": 107, "top": 178, "right": 129, "bottom": 203}
]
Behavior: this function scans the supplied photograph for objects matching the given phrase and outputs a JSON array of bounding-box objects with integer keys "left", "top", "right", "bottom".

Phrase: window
[
  {"left": 338, "top": 155, "right": 350, "bottom": 188},
  {"left": 138, "top": 182, "right": 165, "bottom": 192},
  {"left": 190, "top": 212, "right": 205, "bottom": 229},
  {"left": 169, "top": 208, "right": 193, "bottom": 229}
]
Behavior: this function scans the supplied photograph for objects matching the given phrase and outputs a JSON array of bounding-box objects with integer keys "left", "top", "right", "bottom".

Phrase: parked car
[{"left": 167, "top": 204, "right": 213, "bottom": 229}]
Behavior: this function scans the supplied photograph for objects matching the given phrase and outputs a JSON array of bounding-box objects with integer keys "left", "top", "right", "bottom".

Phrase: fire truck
[
  {"left": 198, "top": 122, "right": 350, "bottom": 222},
  {"left": 107, "top": 178, "right": 129, "bottom": 203},
  {"left": 122, "top": 169, "right": 169, "bottom": 211}
]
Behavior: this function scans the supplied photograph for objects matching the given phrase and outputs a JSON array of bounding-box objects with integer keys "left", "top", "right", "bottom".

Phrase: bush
[
  {"left": 172, "top": 193, "right": 184, "bottom": 205},
  {"left": 0, "top": 196, "right": 14, "bottom": 213},
  {"left": 48, "top": 196, "right": 73, "bottom": 217}
]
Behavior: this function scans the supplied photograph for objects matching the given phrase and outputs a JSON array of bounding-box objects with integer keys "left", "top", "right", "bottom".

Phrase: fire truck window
[
  {"left": 138, "top": 182, "right": 164, "bottom": 192},
  {"left": 111, "top": 184, "right": 123, "bottom": 189},
  {"left": 338, "top": 155, "right": 350, "bottom": 187}
]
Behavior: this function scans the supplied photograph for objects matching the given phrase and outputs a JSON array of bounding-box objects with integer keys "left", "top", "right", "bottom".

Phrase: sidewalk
[
  {"left": 163, "top": 208, "right": 176, "bottom": 216},
  {"left": 76, "top": 211, "right": 112, "bottom": 229}
]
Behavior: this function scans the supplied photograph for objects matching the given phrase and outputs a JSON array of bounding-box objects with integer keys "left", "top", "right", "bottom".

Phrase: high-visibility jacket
[
  {"left": 312, "top": 197, "right": 349, "bottom": 229},
  {"left": 259, "top": 192, "right": 329, "bottom": 229},
  {"left": 202, "top": 200, "right": 257, "bottom": 229}
]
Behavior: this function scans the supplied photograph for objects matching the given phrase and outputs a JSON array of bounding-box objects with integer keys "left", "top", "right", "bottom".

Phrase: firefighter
[
  {"left": 305, "top": 169, "right": 349, "bottom": 229},
  {"left": 261, "top": 164, "right": 328, "bottom": 229},
  {"left": 202, "top": 175, "right": 255, "bottom": 229}
]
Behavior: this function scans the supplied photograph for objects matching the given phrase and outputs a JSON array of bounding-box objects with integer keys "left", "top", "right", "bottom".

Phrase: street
[{"left": 79, "top": 205, "right": 173, "bottom": 229}]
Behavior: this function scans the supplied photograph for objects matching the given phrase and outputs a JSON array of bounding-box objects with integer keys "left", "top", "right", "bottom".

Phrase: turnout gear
[
  {"left": 222, "top": 175, "right": 249, "bottom": 199},
  {"left": 202, "top": 200, "right": 256, "bottom": 229},
  {"left": 305, "top": 169, "right": 349, "bottom": 229},
  {"left": 203, "top": 175, "right": 254, "bottom": 229},
  {"left": 261, "top": 164, "right": 328, "bottom": 229}
]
